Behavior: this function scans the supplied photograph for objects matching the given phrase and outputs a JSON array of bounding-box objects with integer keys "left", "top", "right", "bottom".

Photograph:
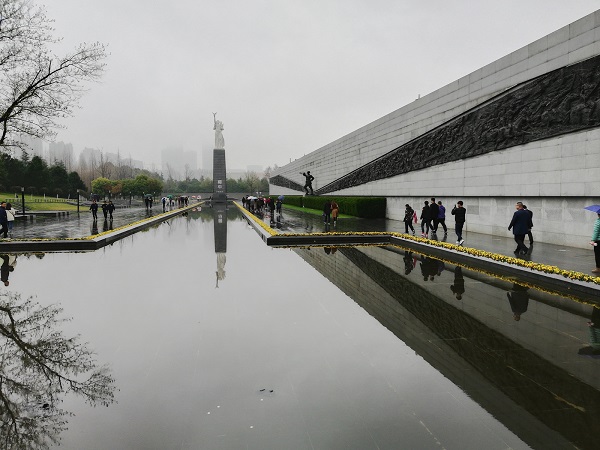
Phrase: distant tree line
[
  {"left": 89, "top": 172, "right": 270, "bottom": 198},
  {"left": 91, "top": 174, "right": 164, "bottom": 198},
  {"left": 0, "top": 153, "right": 86, "bottom": 197},
  {"left": 161, "top": 172, "right": 269, "bottom": 195}
]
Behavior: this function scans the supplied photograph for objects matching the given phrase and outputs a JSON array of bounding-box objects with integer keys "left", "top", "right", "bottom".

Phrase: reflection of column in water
[
  {"left": 216, "top": 253, "right": 226, "bottom": 285},
  {"left": 213, "top": 205, "right": 227, "bottom": 287}
]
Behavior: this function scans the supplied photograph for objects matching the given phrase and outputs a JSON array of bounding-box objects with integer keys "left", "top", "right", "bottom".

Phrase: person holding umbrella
[{"left": 586, "top": 205, "right": 600, "bottom": 273}]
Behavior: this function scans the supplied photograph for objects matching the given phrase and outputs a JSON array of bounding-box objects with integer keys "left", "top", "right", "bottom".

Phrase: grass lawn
[
  {"left": 1, "top": 192, "right": 80, "bottom": 211},
  {"left": 282, "top": 203, "right": 354, "bottom": 218}
]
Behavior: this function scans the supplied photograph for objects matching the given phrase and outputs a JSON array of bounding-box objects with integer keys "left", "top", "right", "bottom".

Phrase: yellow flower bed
[{"left": 240, "top": 215, "right": 600, "bottom": 285}]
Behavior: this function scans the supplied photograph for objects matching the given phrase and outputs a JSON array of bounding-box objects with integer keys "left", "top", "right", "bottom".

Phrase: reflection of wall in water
[
  {"left": 293, "top": 246, "right": 600, "bottom": 449},
  {"left": 357, "top": 246, "right": 597, "bottom": 386}
]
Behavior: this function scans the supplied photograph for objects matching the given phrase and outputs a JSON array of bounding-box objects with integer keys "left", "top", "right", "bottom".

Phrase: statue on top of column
[{"left": 213, "top": 112, "right": 225, "bottom": 149}]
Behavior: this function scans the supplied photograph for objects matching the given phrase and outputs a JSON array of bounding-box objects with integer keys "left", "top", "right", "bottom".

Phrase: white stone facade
[{"left": 270, "top": 10, "right": 600, "bottom": 248}]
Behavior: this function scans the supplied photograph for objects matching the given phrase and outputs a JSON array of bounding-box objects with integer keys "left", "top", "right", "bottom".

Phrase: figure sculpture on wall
[{"left": 213, "top": 112, "right": 225, "bottom": 149}]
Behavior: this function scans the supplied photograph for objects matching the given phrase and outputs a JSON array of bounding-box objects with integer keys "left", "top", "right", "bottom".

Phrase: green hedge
[{"left": 271, "top": 195, "right": 386, "bottom": 219}]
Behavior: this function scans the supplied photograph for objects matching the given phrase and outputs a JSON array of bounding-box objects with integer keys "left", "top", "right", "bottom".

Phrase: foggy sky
[{"left": 42, "top": 0, "right": 599, "bottom": 172}]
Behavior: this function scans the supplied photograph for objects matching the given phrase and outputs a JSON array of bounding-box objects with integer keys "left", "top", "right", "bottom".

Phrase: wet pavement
[
  {"left": 7, "top": 205, "right": 190, "bottom": 240},
  {"left": 254, "top": 205, "right": 598, "bottom": 277}
]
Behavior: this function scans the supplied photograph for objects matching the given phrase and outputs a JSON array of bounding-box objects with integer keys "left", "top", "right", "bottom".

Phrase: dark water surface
[{"left": 1, "top": 207, "right": 598, "bottom": 449}]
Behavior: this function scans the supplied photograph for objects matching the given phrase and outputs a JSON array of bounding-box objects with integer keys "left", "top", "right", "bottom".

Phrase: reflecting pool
[{"left": 1, "top": 206, "right": 598, "bottom": 449}]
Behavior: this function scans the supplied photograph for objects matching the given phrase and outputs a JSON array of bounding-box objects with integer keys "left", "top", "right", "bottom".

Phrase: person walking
[
  {"left": 267, "top": 197, "right": 275, "bottom": 222},
  {"left": 508, "top": 201, "right": 533, "bottom": 255},
  {"left": 101, "top": 200, "right": 109, "bottom": 220},
  {"left": 89, "top": 200, "right": 98, "bottom": 220},
  {"left": 301, "top": 171, "right": 314, "bottom": 195},
  {"left": 5, "top": 203, "right": 15, "bottom": 237},
  {"left": 403, "top": 204, "right": 415, "bottom": 235},
  {"left": 323, "top": 199, "right": 332, "bottom": 225},
  {"left": 0, "top": 202, "right": 8, "bottom": 238},
  {"left": 331, "top": 200, "right": 339, "bottom": 227},
  {"left": 107, "top": 200, "right": 115, "bottom": 220},
  {"left": 429, "top": 198, "right": 439, "bottom": 233},
  {"left": 437, "top": 201, "right": 448, "bottom": 235},
  {"left": 420, "top": 201, "right": 431, "bottom": 237},
  {"left": 451, "top": 201, "right": 466, "bottom": 245},
  {"left": 590, "top": 211, "right": 600, "bottom": 273},
  {"left": 523, "top": 204, "right": 534, "bottom": 244}
]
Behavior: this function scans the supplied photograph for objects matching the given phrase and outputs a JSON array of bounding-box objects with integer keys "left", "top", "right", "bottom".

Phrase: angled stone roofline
[{"left": 309, "top": 54, "right": 600, "bottom": 195}]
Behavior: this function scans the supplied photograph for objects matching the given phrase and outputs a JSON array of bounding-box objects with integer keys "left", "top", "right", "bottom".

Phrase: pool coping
[
  {"left": 235, "top": 202, "right": 600, "bottom": 302},
  {"left": 0, "top": 202, "right": 203, "bottom": 252}
]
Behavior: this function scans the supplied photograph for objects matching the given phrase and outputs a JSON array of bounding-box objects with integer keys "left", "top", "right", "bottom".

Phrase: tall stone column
[
  {"left": 212, "top": 112, "right": 227, "bottom": 202},
  {"left": 213, "top": 149, "right": 227, "bottom": 202}
]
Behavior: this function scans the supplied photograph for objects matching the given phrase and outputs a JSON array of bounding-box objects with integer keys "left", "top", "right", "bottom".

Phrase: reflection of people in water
[
  {"left": 507, "top": 283, "right": 530, "bottom": 321},
  {"left": 450, "top": 266, "right": 465, "bottom": 300},
  {"left": 579, "top": 307, "right": 600, "bottom": 357},
  {"left": 420, "top": 256, "right": 438, "bottom": 281},
  {"left": 1, "top": 254, "right": 16, "bottom": 286},
  {"left": 403, "top": 251, "right": 415, "bottom": 275}
]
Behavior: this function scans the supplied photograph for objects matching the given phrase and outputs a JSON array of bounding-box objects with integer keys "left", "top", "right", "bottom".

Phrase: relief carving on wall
[
  {"left": 271, "top": 55, "right": 600, "bottom": 195},
  {"left": 268, "top": 175, "right": 304, "bottom": 192}
]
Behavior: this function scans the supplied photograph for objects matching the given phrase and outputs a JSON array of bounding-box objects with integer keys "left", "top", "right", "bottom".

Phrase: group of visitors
[
  {"left": 322, "top": 199, "right": 339, "bottom": 227},
  {"left": 401, "top": 198, "right": 539, "bottom": 253},
  {"left": 403, "top": 198, "right": 466, "bottom": 245},
  {"left": 242, "top": 195, "right": 282, "bottom": 217},
  {"left": 508, "top": 202, "right": 534, "bottom": 255},
  {"left": 0, "top": 202, "right": 16, "bottom": 238},
  {"left": 89, "top": 200, "right": 115, "bottom": 221}
]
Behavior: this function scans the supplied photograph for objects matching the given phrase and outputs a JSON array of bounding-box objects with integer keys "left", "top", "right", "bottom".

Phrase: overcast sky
[{"left": 43, "top": 0, "right": 599, "bottom": 172}]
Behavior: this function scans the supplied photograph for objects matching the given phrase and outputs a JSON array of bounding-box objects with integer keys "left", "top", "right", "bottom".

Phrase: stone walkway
[{"left": 6, "top": 206, "right": 180, "bottom": 240}]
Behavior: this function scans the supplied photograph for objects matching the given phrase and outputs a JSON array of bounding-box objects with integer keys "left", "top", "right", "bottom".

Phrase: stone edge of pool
[
  {"left": 0, "top": 202, "right": 203, "bottom": 252},
  {"left": 235, "top": 202, "right": 600, "bottom": 303}
]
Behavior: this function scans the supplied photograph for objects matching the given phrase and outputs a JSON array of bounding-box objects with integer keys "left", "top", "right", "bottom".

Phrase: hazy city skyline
[{"left": 41, "top": 1, "right": 599, "bottom": 172}]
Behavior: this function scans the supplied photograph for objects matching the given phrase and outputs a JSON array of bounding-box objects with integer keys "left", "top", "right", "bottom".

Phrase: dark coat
[
  {"left": 451, "top": 206, "right": 466, "bottom": 223},
  {"left": 429, "top": 202, "right": 439, "bottom": 220},
  {"left": 508, "top": 209, "right": 532, "bottom": 235}
]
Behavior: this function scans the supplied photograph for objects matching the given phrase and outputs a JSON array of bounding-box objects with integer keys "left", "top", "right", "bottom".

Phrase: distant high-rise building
[{"left": 48, "top": 141, "right": 74, "bottom": 170}]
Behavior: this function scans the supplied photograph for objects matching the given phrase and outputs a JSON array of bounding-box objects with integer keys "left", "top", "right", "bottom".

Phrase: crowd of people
[
  {"left": 403, "top": 198, "right": 466, "bottom": 245},
  {"left": 241, "top": 195, "right": 283, "bottom": 217},
  {"left": 401, "top": 198, "right": 542, "bottom": 257}
]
